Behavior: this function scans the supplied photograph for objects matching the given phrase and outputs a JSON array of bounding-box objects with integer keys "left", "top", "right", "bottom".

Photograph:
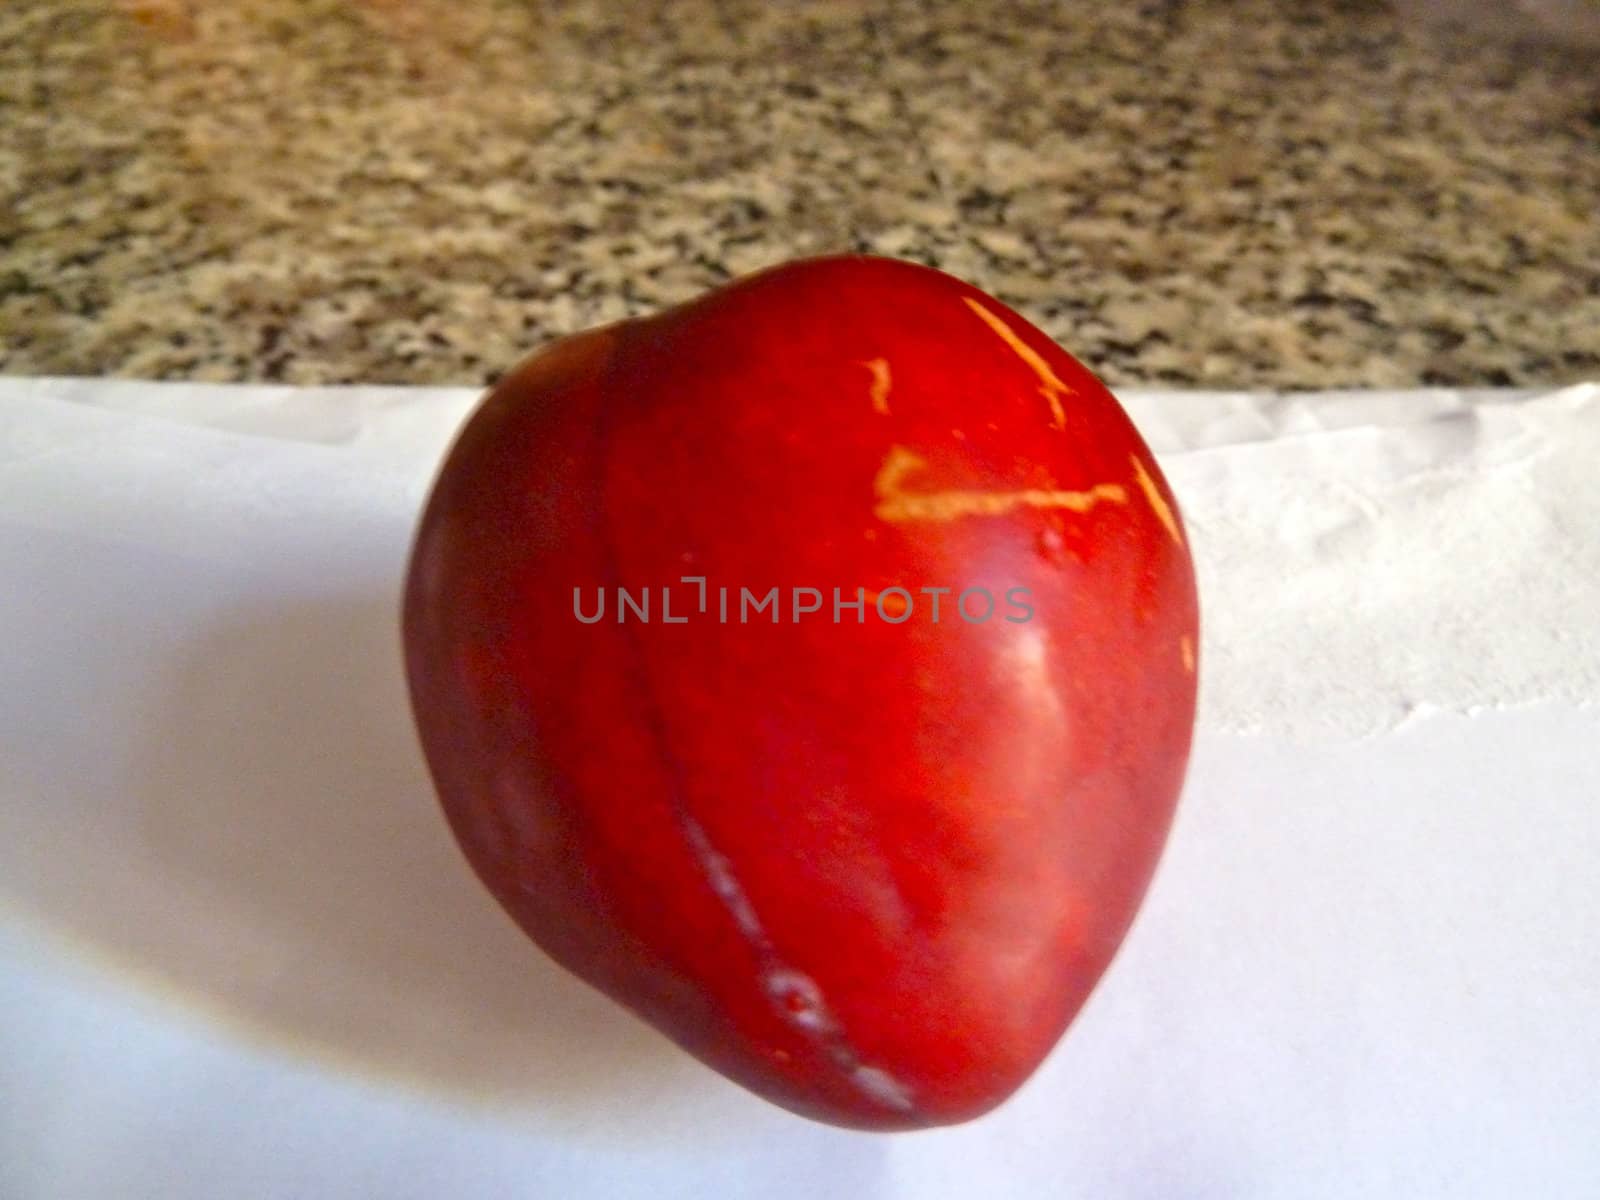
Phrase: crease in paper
[{"left": 1172, "top": 383, "right": 1600, "bottom": 740}]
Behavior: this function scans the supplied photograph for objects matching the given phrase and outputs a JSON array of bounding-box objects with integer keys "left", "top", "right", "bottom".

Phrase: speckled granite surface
[{"left": 2, "top": 0, "right": 1597, "bottom": 389}]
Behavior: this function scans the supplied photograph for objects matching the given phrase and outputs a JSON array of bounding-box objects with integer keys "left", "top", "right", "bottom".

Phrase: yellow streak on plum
[
  {"left": 962, "top": 297, "right": 1073, "bottom": 431},
  {"left": 874, "top": 446, "right": 1126, "bottom": 523},
  {"left": 1181, "top": 635, "right": 1195, "bottom": 673},
  {"left": 862, "top": 357, "right": 893, "bottom": 415},
  {"left": 1130, "top": 454, "right": 1184, "bottom": 545}
]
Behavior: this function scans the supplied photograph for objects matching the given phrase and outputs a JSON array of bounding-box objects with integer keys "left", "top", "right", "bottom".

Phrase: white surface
[
  {"left": 2, "top": 378, "right": 1598, "bottom": 1198},
  {"left": 1159, "top": 384, "right": 1600, "bottom": 738}
]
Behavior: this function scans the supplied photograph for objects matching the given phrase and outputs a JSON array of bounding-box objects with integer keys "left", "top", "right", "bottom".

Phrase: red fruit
[{"left": 403, "top": 255, "right": 1198, "bottom": 1130}]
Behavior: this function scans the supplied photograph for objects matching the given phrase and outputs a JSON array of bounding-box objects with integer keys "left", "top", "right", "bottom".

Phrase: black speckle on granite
[{"left": 0, "top": 0, "right": 1596, "bottom": 389}]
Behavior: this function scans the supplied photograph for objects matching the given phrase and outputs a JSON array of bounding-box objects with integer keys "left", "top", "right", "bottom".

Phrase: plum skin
[{"left": 402, "top": 255, "right": 1199, "bottom": 1131}]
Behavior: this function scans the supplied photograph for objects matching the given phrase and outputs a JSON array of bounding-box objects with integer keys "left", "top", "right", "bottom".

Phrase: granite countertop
[{"left": 2, "top": 0, "right": 1597, "bottom": 390}]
